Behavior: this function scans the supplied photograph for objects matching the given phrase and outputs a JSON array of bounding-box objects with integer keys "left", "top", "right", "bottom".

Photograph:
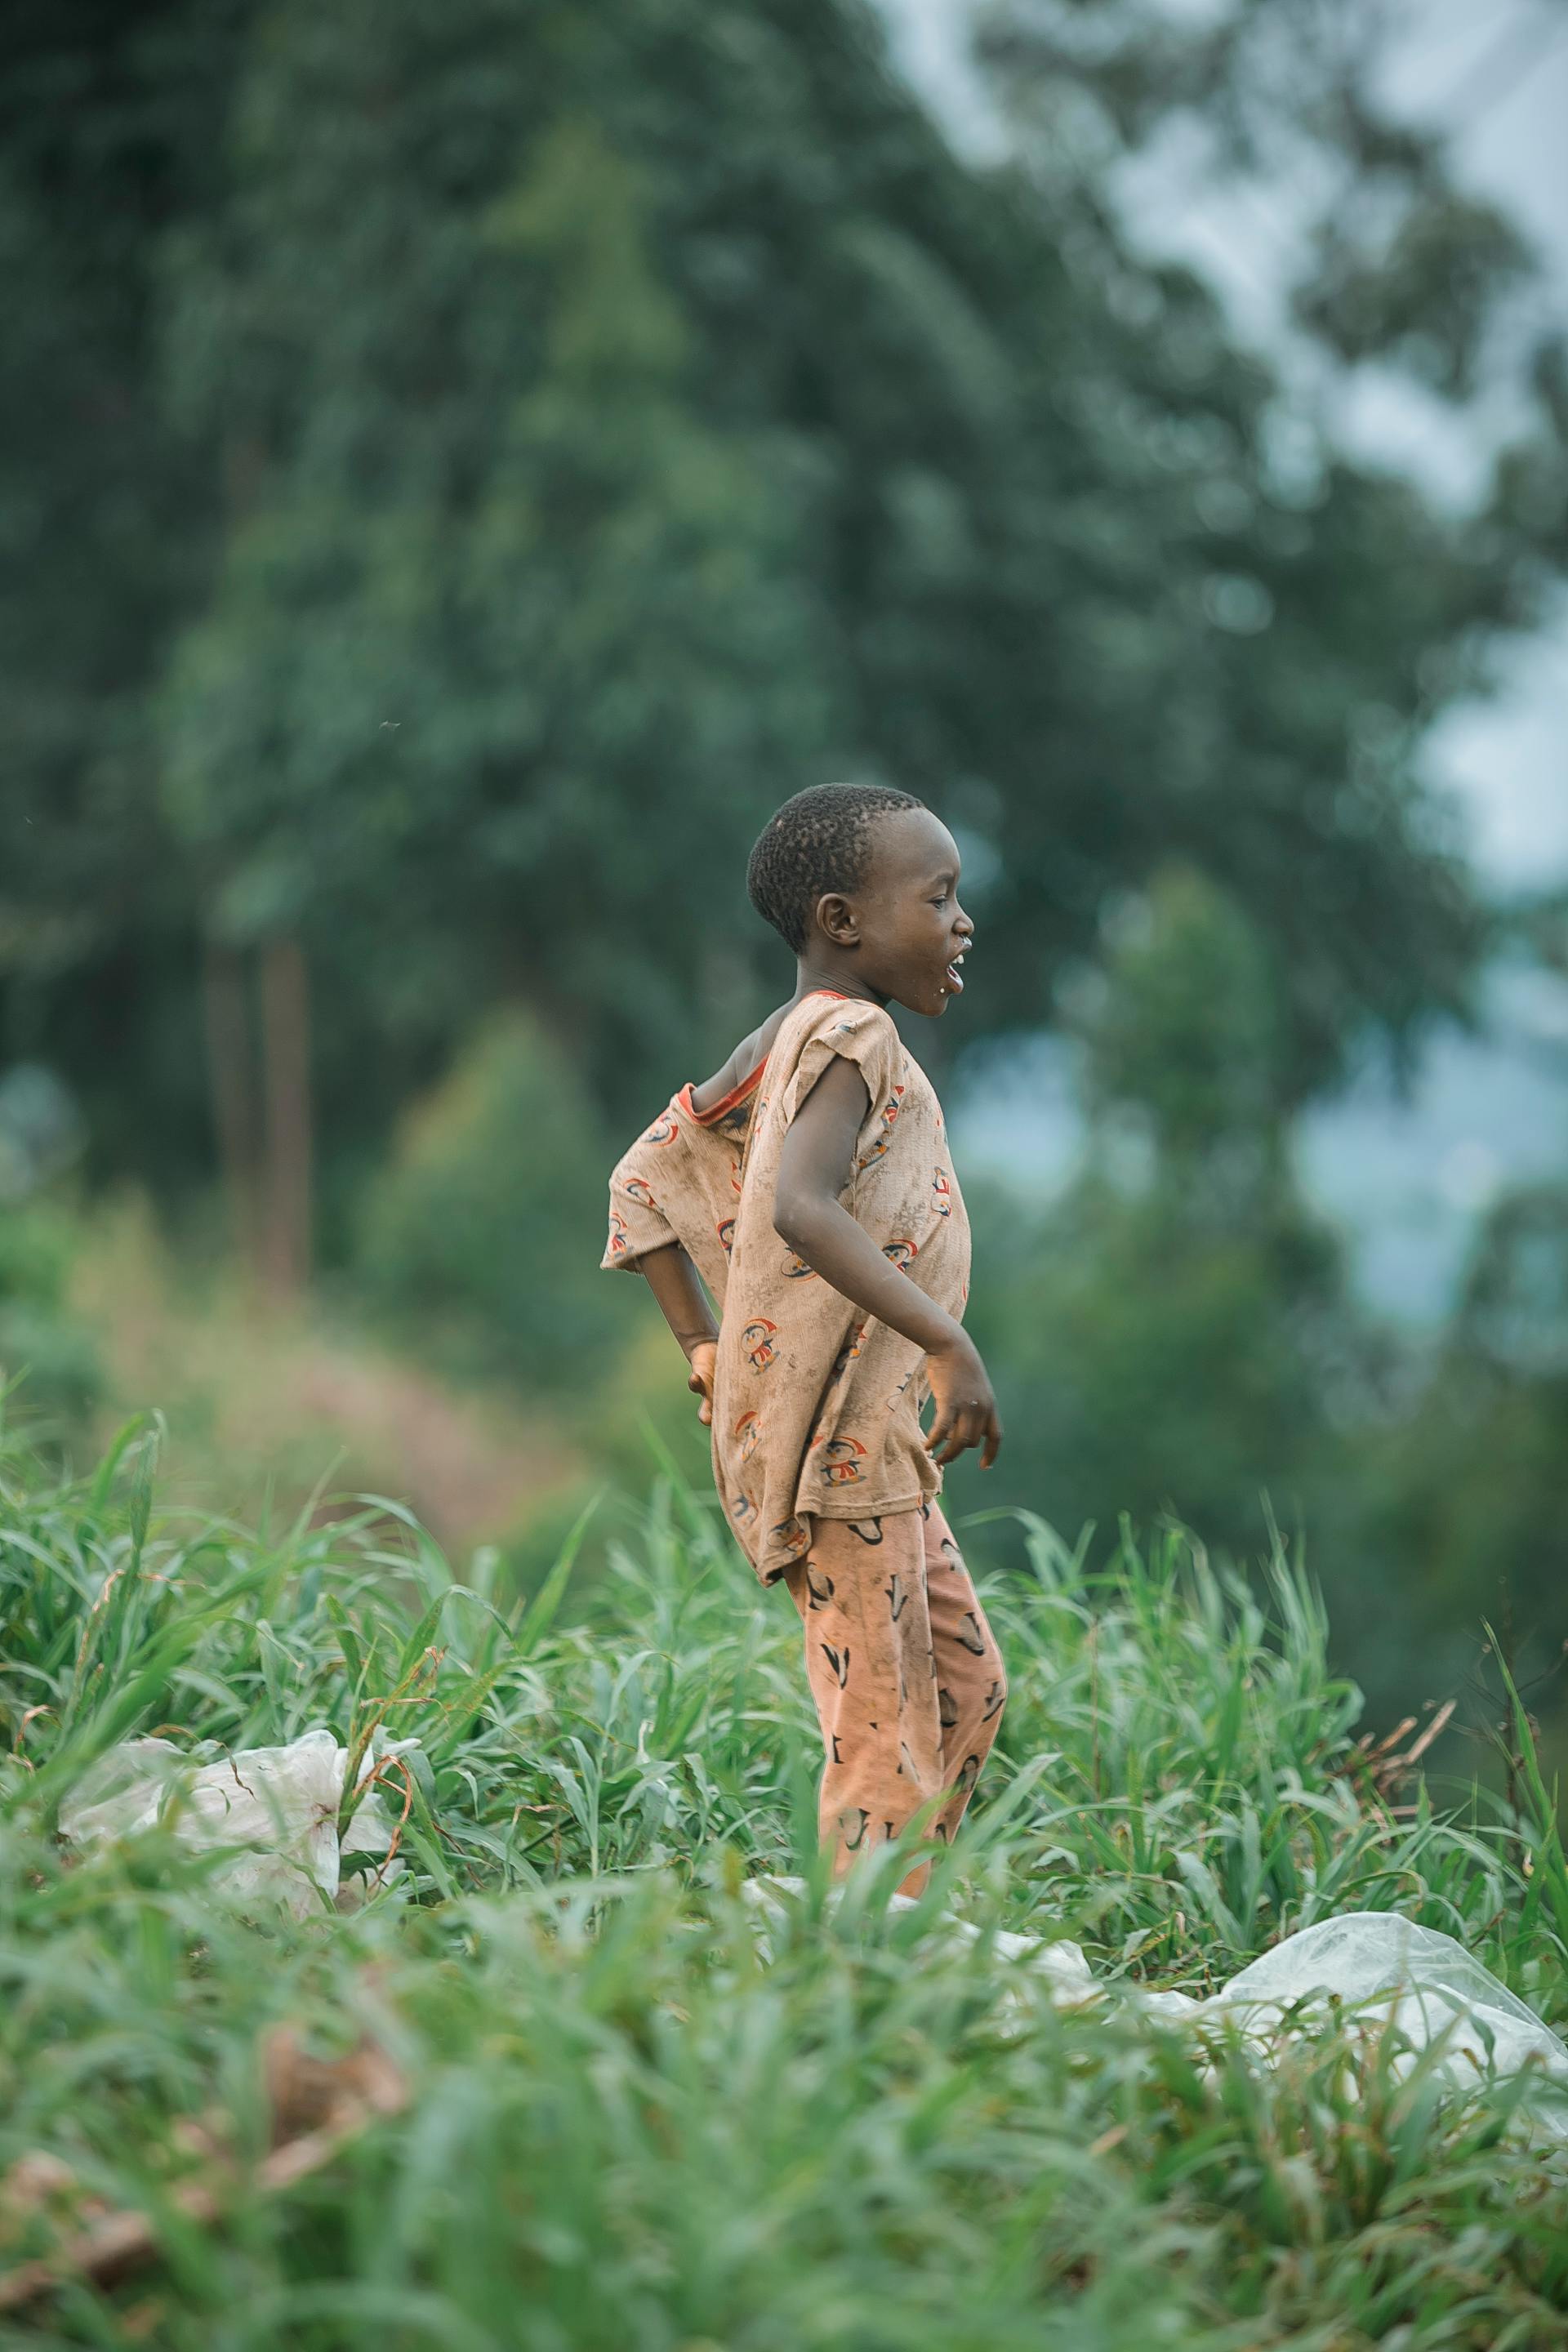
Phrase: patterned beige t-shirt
[
  {"left": 713, "top": 991, "right": 970, "bottom": 1584},
  {"left": 602, "top": 991, "right": 971, "bottom": 1586},
  {"left": 600, "top": 1059, "right": 761, "bottom": 1298}
]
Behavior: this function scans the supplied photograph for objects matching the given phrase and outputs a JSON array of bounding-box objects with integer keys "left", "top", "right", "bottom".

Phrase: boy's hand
[
  {"left": 686, "top": 1339, "right": 718, "bottom": 1428},
  {"left": 924, "top": 1333, "right": 1003, "bottom": 1469}
]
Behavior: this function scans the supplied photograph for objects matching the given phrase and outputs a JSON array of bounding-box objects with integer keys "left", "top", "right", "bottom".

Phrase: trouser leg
[
  {"left": 783, "top": 1510, "right": 942, "bottom": 1886},
  {"left": 919, "top": 1501, "right": 1008, "bottom": 1845},
  {"left": 783, "top": 1502, "right": 1008, "bottom": 1888}
]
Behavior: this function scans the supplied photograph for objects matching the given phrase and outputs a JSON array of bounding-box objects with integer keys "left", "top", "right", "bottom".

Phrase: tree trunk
[
  {"left": 259, "top": 934, "right": 313, "bottom": 1297},
  {"left": 202, "top": 940, "right": 262, "bottom": 1278}
]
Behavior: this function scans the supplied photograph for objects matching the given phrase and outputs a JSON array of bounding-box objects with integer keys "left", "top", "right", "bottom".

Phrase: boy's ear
[{"left": 816, "top": 892, "right": 859, "bottom": 947}]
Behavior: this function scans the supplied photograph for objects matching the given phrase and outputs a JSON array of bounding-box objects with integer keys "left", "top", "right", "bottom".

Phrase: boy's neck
[{"left": 791, "top": 954, "right": 887, "bottom": 1009}]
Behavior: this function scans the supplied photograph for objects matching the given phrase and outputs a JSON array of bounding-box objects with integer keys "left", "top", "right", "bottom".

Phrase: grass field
[{"left": 3, "top": 1413, "right": 1567, "bottom": 2350}]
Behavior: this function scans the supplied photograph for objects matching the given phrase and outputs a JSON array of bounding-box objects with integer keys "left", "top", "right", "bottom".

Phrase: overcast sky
[
  {"left": 1379, "top": 3, "right": 1568, "bottom": 888},
  {"left": 880, "top": 0, "right": 1568, "bottom": 891}
]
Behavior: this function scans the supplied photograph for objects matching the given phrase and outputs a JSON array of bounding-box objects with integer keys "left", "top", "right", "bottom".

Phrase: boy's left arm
[{"left": 774, "top": 1055, "right": 1002, "bottom": 1469}]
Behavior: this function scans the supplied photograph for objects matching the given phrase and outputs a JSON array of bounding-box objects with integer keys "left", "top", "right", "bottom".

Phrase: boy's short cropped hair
[{"left": 746, "top": 782, "right": 924, "bottom": 953}]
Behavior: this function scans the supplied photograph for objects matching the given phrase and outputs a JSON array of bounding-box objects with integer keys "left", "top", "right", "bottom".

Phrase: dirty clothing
[
  {"left": 600, "top": 1060, "right": 762, "bottom": 1300},
  {"left": 710, "top": 991, "right": 970, "bottom": 1584},
  {"left": 601, "top": 991, "right": 1003, "bottom": 1869},
  {"left": 784, "top": 1501, "right": 1006, "bottom": 1870}
]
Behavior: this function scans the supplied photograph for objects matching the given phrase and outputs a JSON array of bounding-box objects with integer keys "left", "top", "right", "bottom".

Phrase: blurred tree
[
  {"left": 7, "top": 0, "right": 1561, "bottom": 1250},
  {"left": 155, "top": 0, "right": 1517, "bottom": 1179},
  {"left": 158, "top": 20, "right": 835, "bottom": 1260},
  {"left": 963, "top": 868, "right": 1374, "bottom": 1552},
  {"left": 1365, "top": 1183, "right": 1568, "bottom": 1658},
  {"left": 0, "top": 1200, "right": 102, "bottom": 1441},
  {"left": 973, "top": 0, "right": 1568, "bottom": 1058},
  {"left": 978, "top": 0, "right": 1561, "bottom": 421},
  {"left": 353, "top": 1012, "right": 617, "bottom": 1395},
  {"left": 0, "top": 0, "right": 247, "bottom": 1193},
  {"left": 1521, "top": 889, "right": 1568, "bottom": 1004},
  {"left": 1365, "top": 902, "right": 1568, "bottom": 1700}
]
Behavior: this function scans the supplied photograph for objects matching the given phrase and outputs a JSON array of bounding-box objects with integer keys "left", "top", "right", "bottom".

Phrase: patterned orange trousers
[{"left": 782, "top": 1501, "right": 1007, "bottom": 1893}]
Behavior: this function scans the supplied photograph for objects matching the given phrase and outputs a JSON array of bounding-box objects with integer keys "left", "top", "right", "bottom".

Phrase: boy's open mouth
[{"left": 944, "top": 950, "right": 967, "bottom": 994}]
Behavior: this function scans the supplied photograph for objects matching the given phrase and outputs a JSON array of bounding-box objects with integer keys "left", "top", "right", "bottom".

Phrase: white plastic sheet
[
  {"left": 60, "top": 1736, "right": 1568, "bottom": 2137},
  {"left": 1147, "top": 1909, "right": 1568, "bottom": 2091},
  {"left": 746, "top": 1878, "right": 1568, "bottom": 2137},
  {"left": 60, "top": 1726, "right": 415, "bottom": 1918}
]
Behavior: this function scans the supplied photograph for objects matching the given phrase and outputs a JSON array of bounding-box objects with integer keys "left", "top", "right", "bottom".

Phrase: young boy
[{"left": 602, "top": 783, "right": 1006, "bottom": 1887}]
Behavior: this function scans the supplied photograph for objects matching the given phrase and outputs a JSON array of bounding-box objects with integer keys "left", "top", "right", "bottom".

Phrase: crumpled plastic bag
[
  {"left": 60, "top": 1726, "right": 416, "bottom": 1919},
  {"left": 745, "top": 1879, "right": 1568, "bottom": 2136},
  {"left": 1134, "top": 1909, "right": 1568, "bottom": 2089}
]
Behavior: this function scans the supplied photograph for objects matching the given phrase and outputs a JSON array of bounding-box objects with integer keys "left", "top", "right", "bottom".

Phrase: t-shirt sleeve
[
  {"left": 777, "top": 999, "right": 903, "bottom": 1143},
  {"left": 601, "top": 1120, "right": 681, "bottom": 1273}
]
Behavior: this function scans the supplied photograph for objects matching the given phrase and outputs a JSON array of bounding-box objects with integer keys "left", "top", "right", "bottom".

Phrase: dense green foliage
[
  {"left": 951, "top": 871, "right": 1566, "bottom": 1751},
  {"left": 1360, "top": 1183, "right": 1568, "bottom": 1676},
  {"left": 967, "top": 869, "right": 1361, "bottom": 1554},
  {"left": 11, "top": 0, "right": 1562, "bottom": 1172},
  {"left": 352, "top": 1013, "right": 616, "bottom": 1393},
  {"left": 2, "top": 1428, "right": 1567, "bottom": 2345},
  {"left": 0, "top": 1204, "right": 101, "bottom": 1436},
  {"left": 152, "top": 0, "right": 1499, "bottom": 1125}
]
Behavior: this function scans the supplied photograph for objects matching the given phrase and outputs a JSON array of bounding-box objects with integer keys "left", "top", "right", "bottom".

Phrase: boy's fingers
[
  {"left": 931, "top": 1410, "right": 975, "bottom": 1468},
  {"left": 929, "top": 1384, "right": 999, "bottom": 1466},
  {"left": 687, "top": 1353, "right": 716, "bottom": 1428}
]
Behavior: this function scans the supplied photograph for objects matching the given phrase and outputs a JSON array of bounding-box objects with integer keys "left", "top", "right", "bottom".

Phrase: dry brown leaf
[{"left": 0, "top": 2027, "right": 406, "bottom": 2314}]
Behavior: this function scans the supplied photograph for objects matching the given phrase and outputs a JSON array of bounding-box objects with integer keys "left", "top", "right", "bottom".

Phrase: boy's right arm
[
  {"left": 638, "top": 1241, "right": 719, "bottom": 1427},
  {"left": 608, "top": 1012, "right": 793, "bottom": 1428},
  {"left": 604, "top": 1110, "right": 727, "bottom": 1428}
]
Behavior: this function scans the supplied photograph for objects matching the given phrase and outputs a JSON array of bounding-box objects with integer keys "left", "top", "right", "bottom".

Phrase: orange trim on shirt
[
  {"left": 680, "top": 995, "right": 851, "bottom": 1126},
  {"left": 679, "top": 1062, "right": 766, "bottom": 1128}
]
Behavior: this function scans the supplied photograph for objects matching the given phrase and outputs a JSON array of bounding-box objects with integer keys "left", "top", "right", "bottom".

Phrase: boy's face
[{"left": 817, "top": 808, "right": 975, "bottom": 1019}]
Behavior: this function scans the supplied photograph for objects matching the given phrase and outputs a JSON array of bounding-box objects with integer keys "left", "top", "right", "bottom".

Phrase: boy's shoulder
[
  {"left": 688, "top": 1000, "right": 794, "bottom": 1122},
  {"left": 768, "top": 990, "right": 902, "bottom": 1063},
  {"left": 793, "top": 993, "right": 900, "bottom": 1051},
  {"left": 752, "top": 992, "right": 916, "bottom": 1143},
  {"left": 688, "top": 991, "right": 902, "bottom": 1120}
]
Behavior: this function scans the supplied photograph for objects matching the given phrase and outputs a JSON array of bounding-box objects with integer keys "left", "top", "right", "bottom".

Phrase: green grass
[{"left": 2, "top": 1414, "right": 1567, "bottom": 2349}]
